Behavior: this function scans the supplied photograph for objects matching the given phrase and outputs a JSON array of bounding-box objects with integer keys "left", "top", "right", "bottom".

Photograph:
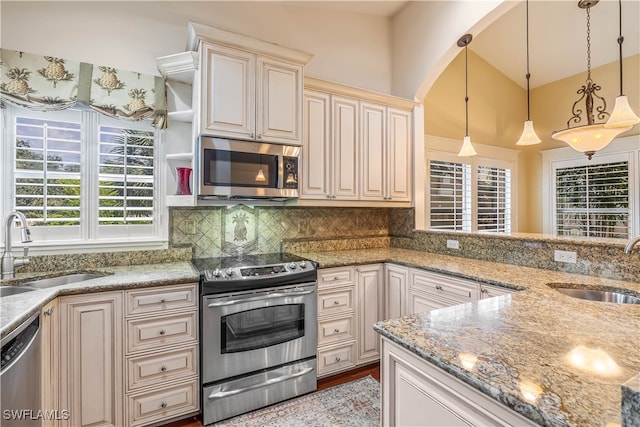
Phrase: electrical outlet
[
  {"left": 554, "top": 250, "right": 577, "bottom": 264},
  {"left": 447, "top": 239, "right": 460, "bottom": 250}
]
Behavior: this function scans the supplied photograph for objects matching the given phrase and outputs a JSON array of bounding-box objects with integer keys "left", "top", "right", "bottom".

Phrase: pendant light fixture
[
  {"left": 551, "top": 0, "right": 631, "bottom": 160},
  {"left": 516, "top": 0, "right": 541, "bottom": 146},
  {"left": 605, "top": 0, "right": 640, "bottom": 129},
  {"left": 457, "top": 34, "right": 477, "bottom": 157}
]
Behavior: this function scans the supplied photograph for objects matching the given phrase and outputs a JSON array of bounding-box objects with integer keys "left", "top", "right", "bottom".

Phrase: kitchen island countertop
[{"left": 293, "top": 247, "right": 640, "bottom": 427}]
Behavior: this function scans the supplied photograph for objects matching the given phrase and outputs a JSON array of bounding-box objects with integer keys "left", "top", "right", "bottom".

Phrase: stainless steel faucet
[
  {"left": 624, "top": 235, "right": 640, "bottom": 254},
  {"left": 1, "top": 211, "right": 32, "bottom": 279}
]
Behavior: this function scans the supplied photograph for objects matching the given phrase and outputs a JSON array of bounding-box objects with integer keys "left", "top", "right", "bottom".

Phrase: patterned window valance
[{"left": 0, "top": 49, "right": 167, "bottom": 129}]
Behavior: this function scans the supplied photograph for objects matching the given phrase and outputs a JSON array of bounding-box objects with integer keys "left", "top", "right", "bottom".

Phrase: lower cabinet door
[
  {"left": 127, "top": 380, "right": 198, "bottom": 427},
  {"left": 58, "top": 292, "right": 123, "bottom": 427}
]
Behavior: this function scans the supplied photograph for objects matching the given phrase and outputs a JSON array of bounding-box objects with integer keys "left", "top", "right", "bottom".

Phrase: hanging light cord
[
  {"left": 586, "top": 5, "right": 593, "bottom": 83},
  {"left": 525, "top": 0, "right": 532, "bottom": 121},
  {"left": 465, "top": 43, "right": 469, "bottom": 137},
  {"left": 616, "top": 0, "right": 624, "bottom": 96}
]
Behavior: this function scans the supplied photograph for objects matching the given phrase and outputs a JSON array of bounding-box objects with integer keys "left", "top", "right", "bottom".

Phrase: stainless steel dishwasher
[{"left": 1, "top": 312, "right": 41, "bottom": 426}]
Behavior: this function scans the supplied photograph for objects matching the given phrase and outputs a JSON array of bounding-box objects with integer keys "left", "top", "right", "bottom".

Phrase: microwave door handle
[
  {"left": 208, "top": 366, "right": 314, "bottom": 399},
  {"left": 207, "top": 289, "right": 315, "bottom": 307}
]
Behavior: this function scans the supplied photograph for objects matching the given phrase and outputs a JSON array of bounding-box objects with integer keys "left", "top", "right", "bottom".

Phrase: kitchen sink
[
  {"left": 20, "top": 272, "right": 107, "bottom": 289},
  {"left": 548, "top": 284, "right": 640, "bottom": 304},
  {"left": 0, "top": 286, "right": 36, "bottom": 297}
]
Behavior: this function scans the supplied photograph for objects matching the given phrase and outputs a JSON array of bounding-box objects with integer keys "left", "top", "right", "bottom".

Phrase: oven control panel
[{"left": 203, "top": 261, "right": 314, "bottom": 282}]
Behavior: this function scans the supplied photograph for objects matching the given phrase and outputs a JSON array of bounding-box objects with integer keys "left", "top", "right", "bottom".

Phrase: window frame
[
  {"left": 542, "top": 135, "right": 639, "bottom": 238},
  {"left": 1, "top": 105, "right": 168, "bottom": 255},
  {"left": 425, "top": 136, "right": 518, "bottom": 233}
]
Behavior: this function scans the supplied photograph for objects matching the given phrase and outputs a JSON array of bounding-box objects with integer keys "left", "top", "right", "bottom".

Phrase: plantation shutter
[
  {"left": 555, "top": 161, "right": 629, "bottom": 238},
  {"left": 477, "top": 165, "right": 511, "bottom": 233},
  {"left": 14, "top": 114, "right": 82, "bottom": 226},
  {"left": 429, "top": 160, "right": 471, "bottom": 231},
  {"left": 98, "top": 125, "right": 155, "bottom": 225}
]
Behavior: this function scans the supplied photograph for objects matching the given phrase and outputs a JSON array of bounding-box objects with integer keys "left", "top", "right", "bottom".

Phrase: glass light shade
[
  {"left": 458, "top": 136, "right": 477, "bottom": 157},
  {"left": 552, "top": 124, "right": 631, "bottom": 157},
  {"left": 605, "top": 95, "right": 640, "bottom": 128},
  {"left": 516, "top": 120, "right": 541, "bottom": 146},
  {"left": 255, "top": 168, "right": 266, "bottom": 182}
]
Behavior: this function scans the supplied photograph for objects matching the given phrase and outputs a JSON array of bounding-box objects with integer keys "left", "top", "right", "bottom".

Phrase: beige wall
[{"left": 424, "top": 52, "right": 640, "bottom": 233}]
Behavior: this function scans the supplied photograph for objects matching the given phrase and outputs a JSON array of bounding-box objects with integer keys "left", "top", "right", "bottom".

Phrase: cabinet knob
[
  {"left": 435, "top": 285, "right": 443, "bottom": 291},
  {"left": 335, "top": 356, "right": 341, "bottom": 362},
  {"left": 333, "top": 277, "right": 339, "bottom": 281},
  {"left": 334, "top": 328, "right": 340, "bottom": 334},
  {"left": 326, "top": 195, "right": 331, "bottom": 199},
  {"left": 250, "top": 133, "right": 255, "bottom": 138},
  {"left": 160, "top": 365, "right": 167, "bottom": 372},
  {"left": 160, "top": 298, "right": 167, "bottom": 304},
  {"left": 257, "top": 134, "right": 262, "bottom": 139},
  {"left": 43, "top": 308, "right": 53, "bottom": 316},
  {"left": 160, "top": 401, "right": 168, "bottom": 409},
  {"left": 333, "top": 300, "right": 340, "bottom": 305},
  {"left": 480, "top": 288, "right": 489, "bottom": 294},
  {"left": 159, "top": 329, "right": 166, "bottom": 336}
]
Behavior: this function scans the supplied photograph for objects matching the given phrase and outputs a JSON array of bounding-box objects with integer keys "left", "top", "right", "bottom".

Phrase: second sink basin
[
  {"left": 0, "top": 286, "right": 36, "bottom": 297},
  {"left": 22, "top": 273, "right": 107, "bottom": 289},
  {"left": 549, "top": 284, "right": 640, "bottom": 304}
]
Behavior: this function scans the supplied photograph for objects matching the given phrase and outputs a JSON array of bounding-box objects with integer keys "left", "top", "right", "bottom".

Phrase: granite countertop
[
  {"left": 293, "top": 247, "right": 640, "bottom": 427},
  {"left": 0, "top": 262, "right": 199, "bottom": 339}
]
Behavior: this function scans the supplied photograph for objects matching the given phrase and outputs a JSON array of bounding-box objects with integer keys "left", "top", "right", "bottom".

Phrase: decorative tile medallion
[{"left": 222, "top": 204, "right": 258, "bottom": 256}]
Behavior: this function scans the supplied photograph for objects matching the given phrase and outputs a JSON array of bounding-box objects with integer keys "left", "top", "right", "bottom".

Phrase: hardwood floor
[{"left": 162, "top": 363, "right": 380, "bottom": 427}]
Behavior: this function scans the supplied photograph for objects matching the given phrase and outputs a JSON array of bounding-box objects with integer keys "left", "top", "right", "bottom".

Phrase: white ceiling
[{"left": 292, "top": 0, "right": 640, "bottom": 89}]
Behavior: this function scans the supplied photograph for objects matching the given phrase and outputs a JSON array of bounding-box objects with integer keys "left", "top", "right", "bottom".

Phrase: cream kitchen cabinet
[
  {"left": 407, "top": 268, "right": 477, "bottom": 314},
  {"left": 360, "top": 104, "right": 412, "bottom": 202},
  {"left": 300, "top": 77, "right": 415, "bottom": 206},
  {"left": 41, "top": 299, "right": 59, "bottom": 427},
  {"left": 381, "top": 337, "right": 537, "bottom": 427},
  {"left": 124, "top": 283, "right": 199, "bottom": 427},
  {"left": 355, "top": 264, "right": 384, "bottom": 365},
  {"left": 317, "top": 264, "right": 384, "bottom": 377},
  {"left": 189, "top": 23, "right": 311, "bottom": 145},
  {"left": 58, "top": 291, "right": 124, "bottom": 427},
  {"left": 384, "top": 263, "right": 408, "bottom": 319}
]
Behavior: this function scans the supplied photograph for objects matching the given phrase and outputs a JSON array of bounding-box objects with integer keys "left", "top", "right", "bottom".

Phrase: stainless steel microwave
[{"left": 197, "top": 137, "right": 300, "bottom": 200}]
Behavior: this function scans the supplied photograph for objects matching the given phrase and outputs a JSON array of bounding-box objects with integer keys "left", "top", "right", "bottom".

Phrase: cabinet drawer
[
  {"left": 479, "top": 283, "right": 514, "bottom": 299},
  {"left": 318, "top": 286, "right": 354, "bottom": 316},
  {"left": 317, "top": 342, "right": 356, "bottom": 377},
  {"left": 317, "top": 314, "right": 355, "bottom": 346},
  {"left": 127, "top": 345, "right": 198, "bottom": 391},
  {"left": 127, "top": 312, "right": 197, "bottom": 353},
  {"left": 127, "top": 379, "right": 198, "bottom": 427},
  {"left": 410, "top": 270, "right": 475, "bottom": 304},
  {"left": 126, "top": 284, "right": 197, "bottom": 316},
  {"left": 318, "top": 267, "right": 354, "bottom": 288}
]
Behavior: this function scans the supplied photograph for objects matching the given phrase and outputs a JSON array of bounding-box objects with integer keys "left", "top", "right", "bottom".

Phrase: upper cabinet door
[
  {"left": 386, "top": 108, "right": 412, "bottom": 201},
  {"left": 200, "top": 42, "right": 255, "bottom": 139},
  {"left": 360, "top": 102, "right": 386, "bottom": 200},
  {"left": 331, "top": 96, "right": 359, "bottom": 199},
  {"left": 302, "top": 90, "right": 331, "bottom": 199},
  {"left": 257, "top": 57, "right": 303, "bottom": 145}
]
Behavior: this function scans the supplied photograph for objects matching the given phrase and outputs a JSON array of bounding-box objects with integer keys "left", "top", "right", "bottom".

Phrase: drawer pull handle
[
  {"left": 160, "top": 298, "right": 167, "bottom": 303},
  {"left": 43, "top": 308, "right": 53, "bottom": 316},
  {"left": 435, "top": 285, "right": 443, "bottom": 291},
  {"left": 333, "top": 277, "right": 339, "bottom": 281},
  {"left": 334, "top": 328, "right": 340, "bottom": 334},
  {"left": 335, "top": 356, "right": 341, "bottom": 362},
  {"left": 333, "top": 300, "right": 340, "bottom": 305},
  {"left": 480, "top": 288, "right": 489, "bottom": 294},
  {"left": 160, "top": 401, "right": 168, "bottom": 408},
  {"left": 159, "top": 329, "right": 166, "bottom": 336},
  {"left": 160, "top": 365, "right": 167, "bottom": 372}
]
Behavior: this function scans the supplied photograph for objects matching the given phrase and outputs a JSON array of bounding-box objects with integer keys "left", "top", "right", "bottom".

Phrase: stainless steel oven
[{"left": 194, "top": 253, "right": 317, "bottom": 425}]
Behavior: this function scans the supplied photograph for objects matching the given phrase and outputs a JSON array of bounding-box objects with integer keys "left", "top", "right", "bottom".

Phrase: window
[
  {"left": 428, "top": 156, "right": 513, "bottom": 233},
  {"left": 2, "top": 106, "right": 164, "bottom": 249},
  {"left": 554, "top": 160, "right": 629, "bottom": 238}
]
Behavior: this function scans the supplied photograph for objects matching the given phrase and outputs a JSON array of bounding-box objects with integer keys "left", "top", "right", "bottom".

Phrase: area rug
[{"left": 211, "top": 375, "right": 380, "bottom": 427}]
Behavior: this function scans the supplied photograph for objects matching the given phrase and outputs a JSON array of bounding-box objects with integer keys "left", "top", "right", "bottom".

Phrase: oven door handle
[
  {"left": 207, "top": 366, "right": 314, "bottom": 399},
  {"left": 207, "top": 289, "right": 315, "bottom": 307}
]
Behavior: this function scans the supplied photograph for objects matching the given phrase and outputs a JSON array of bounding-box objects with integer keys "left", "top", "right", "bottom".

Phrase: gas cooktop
[{"left": 193, "top": 253, "right": 318, "bottom": 295}]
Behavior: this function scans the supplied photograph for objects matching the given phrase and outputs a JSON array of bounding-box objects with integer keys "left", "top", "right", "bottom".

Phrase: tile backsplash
[{"left": 170, "top": 206, "right": 391, "bottom": 258}]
